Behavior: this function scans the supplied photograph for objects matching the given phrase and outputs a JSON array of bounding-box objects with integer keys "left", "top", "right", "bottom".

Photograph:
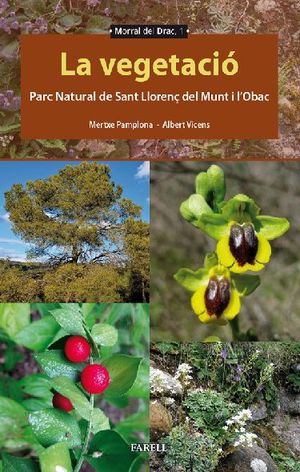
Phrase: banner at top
[{"left": 21, "top": 34, "right": 278, "bottom": 140}]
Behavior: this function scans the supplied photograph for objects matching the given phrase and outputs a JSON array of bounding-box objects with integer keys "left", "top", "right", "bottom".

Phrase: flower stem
[
  {"left": 229, "top": 317, "right": 240, "bottom": 341},
  {"left": 74, "top": 393, "right": 94, "bottom": 472},
  {"left": 74, "top": 357, "right": 95, "bottom": 472}
]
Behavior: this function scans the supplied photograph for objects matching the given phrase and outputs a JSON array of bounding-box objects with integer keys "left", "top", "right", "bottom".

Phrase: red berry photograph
[
  {"left": 52, "top": 392, "right": 74, "bottom": 412},
  {"left": 81, "top": 364, "right": 110, "bottom": 395},
  {"left": 64, "top": 335, "right": 91, "bottom": 363}
]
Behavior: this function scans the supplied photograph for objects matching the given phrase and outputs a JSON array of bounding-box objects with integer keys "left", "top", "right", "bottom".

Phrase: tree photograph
[{"left": 0, "top": 161, "right": 150, "bottom": 303}]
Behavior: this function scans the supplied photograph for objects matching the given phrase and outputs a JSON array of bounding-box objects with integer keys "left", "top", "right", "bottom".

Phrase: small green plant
[
  {"left": 271, "top": 451, "right": 300, "bottom": 472},
  {"left": 164, "top": 424, "right": 221, "bottom": 472},
  {"left": 175, "top": 165, "right": 290, "bottom": 340},
  {"left": 287, "top": 372, "right": 300, "bottom": 393},
  {"left": 183, "top": 389, "right": 237, "bottom": 436},
  {"left": 0, "top": 303, "right": 149, "bottom": 472}
]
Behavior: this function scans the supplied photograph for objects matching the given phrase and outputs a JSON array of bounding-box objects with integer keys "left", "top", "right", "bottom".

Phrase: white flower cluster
[
  {"left": 174, "top": 363, "right": 193, "bottom": 388},
  {"left": 0, "top": 134, "right": 13, "bottom": 147},
  {"left": 223, "top": 409, "right": 258, "bottom": 449},
  {"left": 150, "top": 367, "right": 183, "bottom": 396},
  {"left": 234, "top": 432, "right": 258, "bottom": 448},
  {"left": 224, "top": 408, "right": 252, "bottom": 429}
]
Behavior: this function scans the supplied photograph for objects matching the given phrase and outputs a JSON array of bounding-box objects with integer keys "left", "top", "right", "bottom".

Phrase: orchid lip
[
  {"left": 229, "top": 223, "right": 258, "bottom": 266},
  {"left": 204, "top": 276, "right": 230, "bottom": 317}
]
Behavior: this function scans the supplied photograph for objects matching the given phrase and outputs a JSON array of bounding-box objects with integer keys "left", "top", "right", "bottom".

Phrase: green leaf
[
  {"left": 255, "top": 215, "right": 290, "bottom": 240},
  {"left": 0, "top": 397, "right": 28, "bottom": 450},
  {"left": 220, "top": 194, "right": 260, "bottom": 222},
  {"left": 51, "top": 376, "right": 92, "bottom": 420},
  {"left": 39, "top": 443, "right": 72, "bottom": 472},
  {"left": 15, "top": 316, "right": 60, "bottom": 351},
  {"left": 84, "top": 15, "right": 112, "bottom": 33},
  {"left": 19, "top": 375, "right": 52, "bottom": 400},
  {"left": 196, "top": 213, "right": 229, "bottom": 240},
  {"left": 50, "top": 304, "right": 85, "bottom": 336},
  {"left": 102, "top": 355, "right": 142, "bottom": 398},
  {"left": 2, "top": 453, "right": 38, "bottom": 472},
  {"left": 203, "top": 336, "right": 222, "bottom": 342},
  {"left": 126, "top": 360, "right": 149, "bottom": 400},
  {"left": 174, "top": 268, "right": 207, "bottom": 292},
  {"left": 91, "top": 324, "right": 118, "bottom": 347},
  {"left": 195, "top": 165, "right": 226, "bottom": 210},
  {"left": 91, "top": 408, "right": 110, "bottom": 434},
  {"left": 180, "top": 194, "right": 213, "bottom": 224},
  {"left": 0, "top": 123, "right": 20, "bottom": 134},
  {"left": 22, "top": 398, "right": 51, "bottom": 412},
  {"left": 58, "top": 14, "right": 82, "bottom": 29},
  {"left": 0, "top": 304, "right": 30, "bottom": 339},
  {"left": 35, "top": 140, "right": 67, "bottom": 152},
  {"left": 29, "top": 409, "right": 81, "bottom": 448},
  {"left": 114, "top": 411, "right": 149, "bottom": 442},
  {"left": 232, "top": 274, "right": 261, "bottom": 296},
  {"left": 35, "top": 350, "right": 83, "bottom": 381},
  {"left": 0, "top": 40, "right": 19, "bottom": 60},
  {"left": 88, "top": 430, "right": 138, "bottom": 472}
]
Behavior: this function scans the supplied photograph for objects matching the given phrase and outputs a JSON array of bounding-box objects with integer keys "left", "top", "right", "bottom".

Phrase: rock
[
  {"left": 250, "top": 401, "right": 268, "bottom": 421},
  {"left": 150, "top": 400, "right": 173, "bottom": 434},
  {"left": 271, "top": 413, "right": 300, "bottom": 455},
  {"left": 279, "top": 390, "right": 300, "bottom": 415},
  {"left": 219, "top": 446, "right": 278, "bottom": 472},
  {"left": 150, "top": 367, "right": 183, "bottom": 397}
]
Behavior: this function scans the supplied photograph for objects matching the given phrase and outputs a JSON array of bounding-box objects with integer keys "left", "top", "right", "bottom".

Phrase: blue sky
[{"left": 0, "top": 161, "right": 149, "bottom": 262}]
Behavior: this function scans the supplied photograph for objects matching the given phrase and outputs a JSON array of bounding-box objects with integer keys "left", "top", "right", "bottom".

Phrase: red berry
[
  {"left": 64, "top": 336, "right": 91, "bottom": 363},
  {"left": 52, "top": 392, "right": 73, "bottom": 412},
  {"left": 81, "top": 364, "right": 110, "bottom": 394}
]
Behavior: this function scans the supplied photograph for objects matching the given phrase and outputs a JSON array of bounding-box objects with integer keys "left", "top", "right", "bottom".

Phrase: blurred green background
[{"left": 151, "top": 162, "right": 300, "bottom": 342}]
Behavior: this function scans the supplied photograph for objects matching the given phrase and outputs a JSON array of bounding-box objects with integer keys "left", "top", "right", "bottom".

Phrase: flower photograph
[
  {"left": 150, "top": 341, "right": 300, "bottom": 472},
  {"left": 151, "top": 162, "right": 299, "bottom": 342}
]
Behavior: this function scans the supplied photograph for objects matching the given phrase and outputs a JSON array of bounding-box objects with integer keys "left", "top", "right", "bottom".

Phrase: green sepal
[
  {"left": 220, "top": 194, "right": 260, "bottom": 222},
  {"left": 180, "top": 194, "right": 213, "bottom": 225},
  {"left": 195, "top": 165, "right": 226, "bottom": 210},
  {"left": 254, "top": 215, "right": 290, "bottom": 240},
  {"left": 204, "top": 252, "right": 218, "bottom": 269},
  {"left": 196, "top": 214, "right": 229, "bottom": 240},
  {"left": 174, "top": 268, "right": 208, "bottom": 292},
  {"left": 231, "top": 274, "right": 261, "bottom": 296}
]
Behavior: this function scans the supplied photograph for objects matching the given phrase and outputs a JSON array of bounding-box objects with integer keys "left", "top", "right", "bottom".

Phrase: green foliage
[
  {"left": 183, "top": 389, "right": 237, "bottom": 436},
  {"left": 0, "top": 303, "right": 149, "bottom": 471},
  {"left": 5, "top": 163, "right": 141, "bottom": 264},
  {"left": 87, "top": 430, "right": 140, "bottom": 472},
  {"left": 271, "top": 452, "right": 300, "bottom": 472},
  {"left": 39, "top": 443, "right": 72, "bottom": 472},
  {"left": 0, "top": 163, "right": 149, "bottom": 303},
  {"left": 164, "top": 424, "right": 220, "bottom": 472},
  {"left": 287, "top": 373, "right": 300, "bottom": 393}
]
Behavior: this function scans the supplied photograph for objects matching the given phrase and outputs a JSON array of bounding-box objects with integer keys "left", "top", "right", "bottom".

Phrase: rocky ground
[{"left": 150, "top": 346, "right": 300, "bottom": 472}]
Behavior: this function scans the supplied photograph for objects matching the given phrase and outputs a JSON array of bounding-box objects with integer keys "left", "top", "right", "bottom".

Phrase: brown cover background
[{"left": 21, "top": 34, "right": 278, "bottom": 140}]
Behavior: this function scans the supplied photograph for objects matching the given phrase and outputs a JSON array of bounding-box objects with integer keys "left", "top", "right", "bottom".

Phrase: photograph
[
  {"left": 151, "top": 161, "right": 300, "bottom": 342},
  {"left": 0, "top": 0, "right": 299, "bottom": 159},
  {"left": 150, "top": 341, "right": 300, "bottom": 472},
  {"left": 0, "top": 302, "right": 149, "bottom": 472},
  {"left": 0, "top": 161, "right": 149, "bottom": 303}
]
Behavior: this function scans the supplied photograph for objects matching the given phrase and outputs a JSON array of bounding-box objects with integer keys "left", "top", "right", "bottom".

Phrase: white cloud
[
  {"left": 135, "top": 162, "right": 150, "bottom": 179},
  {"left": 0, "top": 213, "right": 10, "bottom": 222},
  {"left": 0, "top": 248, "right": 27, "bottom": 262},
  {"left": 0, "top": 238, "right": 28, "bottom": 246}
]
